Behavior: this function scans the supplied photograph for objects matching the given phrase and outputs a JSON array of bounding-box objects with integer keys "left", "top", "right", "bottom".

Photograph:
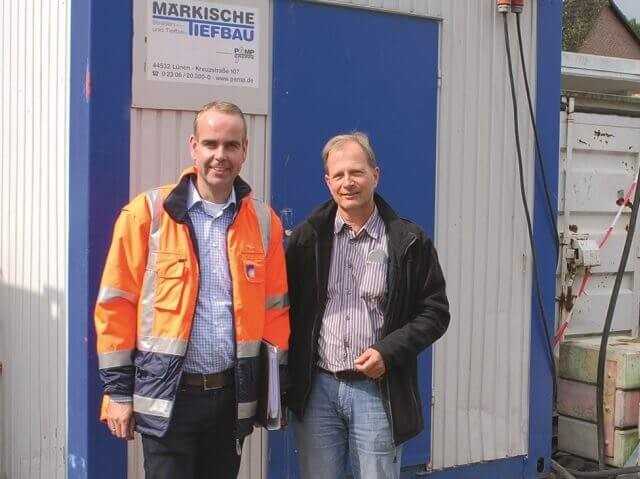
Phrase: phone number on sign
[{"left": 151, "top": 70, "right": 212, "bottom": 81}]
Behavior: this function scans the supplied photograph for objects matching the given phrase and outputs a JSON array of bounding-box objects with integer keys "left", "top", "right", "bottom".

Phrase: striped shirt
[
  {"left": 182, "top": 180, "right": 237, "bottom": 374},
  {"left": 317, "top": 208, "right": 388, "bottom": 372}
]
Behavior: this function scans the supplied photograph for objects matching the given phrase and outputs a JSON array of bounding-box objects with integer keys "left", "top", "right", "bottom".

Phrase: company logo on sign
[
  {"left": 234, "top": 47, "right": 255, "bottom": 63},
  {"left": 152, "top": 1, "right": 255, "bottom": 41}
]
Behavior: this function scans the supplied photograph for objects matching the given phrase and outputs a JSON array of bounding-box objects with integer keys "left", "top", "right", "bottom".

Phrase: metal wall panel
[
  {"left": 309, "top": 0, "right": 538, "bottom": 470},
  {"left": 429, "top": 2, "right": 537, "bottom": 470},
  {"left": 558, "top": 110, "right": 640, "bottom": 335},
  {"left": 127, "top": 109, "right": 269, "bottom": 479},
  {"left": 0, "top": 0, "right": 69, "bottom": 478}
]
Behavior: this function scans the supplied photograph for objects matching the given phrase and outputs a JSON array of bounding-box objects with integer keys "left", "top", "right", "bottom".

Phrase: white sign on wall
[
  {"left": 132, "top": 0, "right": 269, "bottom": 114},
  {"left": 147, "top": 1, "right": 260, "bottom": 88}
]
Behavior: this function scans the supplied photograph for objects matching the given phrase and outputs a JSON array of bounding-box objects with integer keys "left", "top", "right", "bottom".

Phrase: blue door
[{"left": 270, "top": 1, "right": 440, "bottom": 475}]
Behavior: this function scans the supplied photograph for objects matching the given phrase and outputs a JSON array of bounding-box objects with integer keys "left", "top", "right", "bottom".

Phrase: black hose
[
  {"left": 595, "top": 178, "right": 640, "bottom": 468},
  {"left": 503, "top": 13, "right": 557, "bottom": 389},
  {"left": 551, "top": 459, "right": 578, "bottom": 479},
  {"left": 515, "top": 14, "right": 560, "bottom": 259}
]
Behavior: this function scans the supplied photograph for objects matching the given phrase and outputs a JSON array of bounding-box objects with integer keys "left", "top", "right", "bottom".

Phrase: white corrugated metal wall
[
  {"left": 127, "top": 0, "right": 271, "bottom": 475},
  {"left": 0, "top": 0, "right": 69, "bottom": 478},
  {"left": 312, "top": 0, "right": 538, "bottom": 470},
  {"left": 126, "top": 112, "right": 270, "bottom": 479},
  {"left": 429, "top": 1, "right": 536, "bottom": 469}
]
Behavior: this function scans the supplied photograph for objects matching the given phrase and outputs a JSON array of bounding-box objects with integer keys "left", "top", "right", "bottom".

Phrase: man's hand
[
  {"left": 106, "top": 401, "right": 135, "bottom": 440},
  {"left": 354, "top": 348, "right": 386, "bottom": 379}
]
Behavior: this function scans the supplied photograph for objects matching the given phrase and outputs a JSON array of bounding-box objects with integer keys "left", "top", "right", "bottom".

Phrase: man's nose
[{"left": 212, "top": 145, "right": 226, "bottom": 159}]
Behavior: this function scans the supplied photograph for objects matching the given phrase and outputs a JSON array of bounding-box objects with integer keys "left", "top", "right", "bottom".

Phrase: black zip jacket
[{"left": 285, "top": 193, "right": 450, "bottom": 445}]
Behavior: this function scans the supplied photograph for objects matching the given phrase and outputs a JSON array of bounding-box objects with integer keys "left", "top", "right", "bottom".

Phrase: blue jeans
[{"left": 291, "top": 372, "right": 402, "bottom": 479}]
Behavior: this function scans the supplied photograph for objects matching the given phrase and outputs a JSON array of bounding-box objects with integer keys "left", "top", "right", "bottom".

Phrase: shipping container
[{"left": 0, "top": 0, "right": 562, "bottom": 477}]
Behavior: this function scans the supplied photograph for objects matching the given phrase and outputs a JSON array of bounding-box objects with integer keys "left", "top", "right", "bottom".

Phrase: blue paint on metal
[
  {"left": 68, "top": 0, "right": 132, "bottom": 477},
  {"left": 527, "top": 0, "right": 562, "bottom": 477},
  {"left": 270, "top": 1, "right": 439, "bottom": 476}
]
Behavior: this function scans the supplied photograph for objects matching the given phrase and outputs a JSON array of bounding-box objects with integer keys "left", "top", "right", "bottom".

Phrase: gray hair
[
  {"left": 321, "top": 132, "right": 377, "bottom": 172},
  {"left": 193, "top": 100, "right": 247, "bottom": 140}
]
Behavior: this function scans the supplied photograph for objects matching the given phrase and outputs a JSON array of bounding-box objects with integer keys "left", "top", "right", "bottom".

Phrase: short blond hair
[
  {"left": 193, "top": 101, "right": 247, "bottom": 140},
  {"left": 322, "top": 132, "right": 377, "bottom": 172}
]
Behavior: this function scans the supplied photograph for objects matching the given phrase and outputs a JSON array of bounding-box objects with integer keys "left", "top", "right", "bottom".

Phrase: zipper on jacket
[
  {"left": 302, "top": 234, "right": 322, "bottom": 414},
  {"left": 384, "top": 376, "right": 396, "bottom": 447},
  {"left": 228, "top": 201, "right": 244, "bottom": 444},
  {"left": 381, "top": 234, "right": 416, "bottom": 444},
  {"left": 381, "top": 234, "right": 416, "bottom": 338},
  {"left": 225, "top": 195, "right": 267, "bottom": 443}
]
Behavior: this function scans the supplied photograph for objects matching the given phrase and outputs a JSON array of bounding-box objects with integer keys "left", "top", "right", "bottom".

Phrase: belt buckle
[{"left": 202, "top": 374, "right": 218, "bottom": 391}]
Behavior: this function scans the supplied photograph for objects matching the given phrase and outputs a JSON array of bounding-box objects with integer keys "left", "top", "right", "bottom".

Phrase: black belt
[
  {"left": 181, "top": 369, "right": 234, "bottom": 391},
  {"left": 317, "top": 367, "right": 368, "bottom": 382}
]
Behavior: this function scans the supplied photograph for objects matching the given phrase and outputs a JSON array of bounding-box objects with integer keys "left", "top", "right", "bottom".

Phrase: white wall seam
[{"left": 1, "top": 0, "right": 69, "bottom": 477}]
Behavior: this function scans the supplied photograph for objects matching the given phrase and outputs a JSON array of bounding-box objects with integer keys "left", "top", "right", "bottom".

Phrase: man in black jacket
[{"left": 286, "top": 132, "right": 450, "bottom": 478}]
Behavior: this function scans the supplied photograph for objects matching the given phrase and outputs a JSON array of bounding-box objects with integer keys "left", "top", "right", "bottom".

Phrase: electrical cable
[
  {"left": 506, "top": 4, "right": 640, "bottom": 476},
  {"left": 595, "top": 168, "right": 640, "bottom": 468},
  {"left": 515, "top": 13, "right": 560, "bottom": 259},
  {"left": 503, "top": 13, "right": 557, "bottom": 390},
  {"left": 551, "top": 459, "right": 578, "bottom": 479}
]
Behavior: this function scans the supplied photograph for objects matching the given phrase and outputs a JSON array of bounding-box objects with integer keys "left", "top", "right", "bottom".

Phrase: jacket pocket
[{"left": 154, "top": 252, "right": 187, "bottom": 311}]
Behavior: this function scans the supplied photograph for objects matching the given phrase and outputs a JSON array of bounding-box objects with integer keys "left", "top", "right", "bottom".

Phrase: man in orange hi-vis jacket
[{"left": 94, "top": 101, "right": 290, "bottom": 479}]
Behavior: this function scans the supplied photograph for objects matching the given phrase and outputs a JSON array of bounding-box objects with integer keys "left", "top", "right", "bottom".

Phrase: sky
[{"left": 614, "top": 0, "right": 640, "bottom": 21}]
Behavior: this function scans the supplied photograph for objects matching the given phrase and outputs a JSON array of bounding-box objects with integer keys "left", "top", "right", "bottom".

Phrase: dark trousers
[{"left": 141, "top": 384, "right": 242, "bottom": 479}]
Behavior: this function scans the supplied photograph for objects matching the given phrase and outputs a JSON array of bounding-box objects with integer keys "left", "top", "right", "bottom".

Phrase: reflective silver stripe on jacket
[
  {"left": 98, "top": 349, "right": 134, "bottom": 369},
  {"left": 137, "top": 336, "right": 188, "bottom": 356},
  {"left": 133, "top": 394, "right": 173, "bottom": 418},
  {"left": 251, "top": 199, "right": 271, "bottom": 254},
  {"left": 97, "top": 286, "right": 138, "bottom": 304},
  {"left": 140, "top": 189, "right": 164, "bottom": 341},
  {"left": 266, "top": 293, "right": 289, "bottom": 310},
  {"left": 238, "top": 400, "right": 258, "bottom": 419},
  {"left": 236, "top": 340, "right": 261, "bottom": 359}
]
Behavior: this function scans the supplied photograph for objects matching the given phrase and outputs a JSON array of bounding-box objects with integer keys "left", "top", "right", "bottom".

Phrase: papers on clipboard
[{"left": 257, "top": 340, "right": 282, "bottom": 430}]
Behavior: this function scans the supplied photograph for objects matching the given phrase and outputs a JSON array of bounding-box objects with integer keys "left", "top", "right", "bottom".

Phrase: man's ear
[
  {"left": 188, "top": 134, "right": 197, "bottom": 162},
  {"left": 241, "top": 138, "right": 249, "bottom": 164}
]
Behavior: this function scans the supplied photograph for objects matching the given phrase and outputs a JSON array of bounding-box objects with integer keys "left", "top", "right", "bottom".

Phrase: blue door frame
[
  {"left": 269, "top": 1, "right": 439, "bottom": 476},
  {"left": 66, "top": 0, "right": 560, "bottom": 477},
  {"left": 68, "top": 1, "right": 132, "bottom": 477}
]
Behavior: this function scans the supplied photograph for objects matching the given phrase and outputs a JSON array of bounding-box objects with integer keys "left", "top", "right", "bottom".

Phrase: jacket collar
[
  {"left": 307, "top": 193, "right": 397, "bottom": 232},
  {"left": 305, "top": 193, "right": 416, "bottom": 253},
  {"left": 164, "top": 166, "right": 252, "bottom": 223}
]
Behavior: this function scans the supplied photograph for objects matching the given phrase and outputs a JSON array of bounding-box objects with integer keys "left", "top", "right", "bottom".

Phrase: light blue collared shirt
[{"left": 182, "top": 180, "right": 237, "bottom": 374}]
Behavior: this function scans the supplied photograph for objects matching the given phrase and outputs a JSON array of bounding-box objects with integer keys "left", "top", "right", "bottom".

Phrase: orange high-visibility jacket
[{"left": 94, "top": 167, "right": 290, "bottom": 438}]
